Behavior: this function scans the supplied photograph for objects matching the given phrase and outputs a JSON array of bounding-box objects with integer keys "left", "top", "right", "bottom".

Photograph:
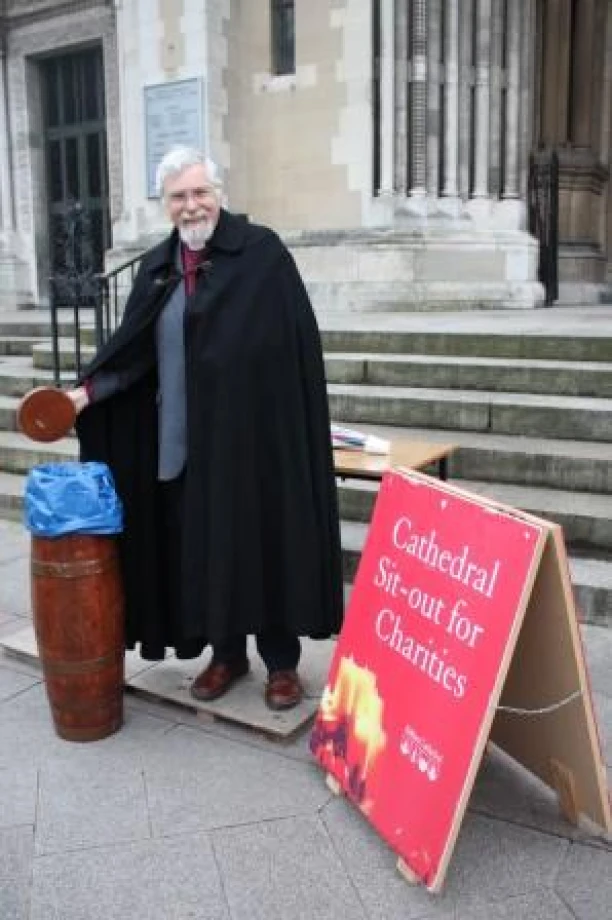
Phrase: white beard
[{"left": 179, "top": 220, "right": 214, "bottom": 251}]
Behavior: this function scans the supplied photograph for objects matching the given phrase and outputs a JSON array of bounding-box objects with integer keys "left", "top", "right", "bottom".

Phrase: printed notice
[{"left": 144, "top": 78, "right": 204, "bottom": 198}]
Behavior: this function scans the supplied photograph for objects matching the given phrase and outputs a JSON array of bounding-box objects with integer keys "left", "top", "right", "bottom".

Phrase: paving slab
[
  {"left": 321, "top": 797, "right": 569, "bottom": 918},
  {"left": 0, "top": 661, "right": 39, "bottom": 702},
  {"left": 554, "top": 843, "right": 612, "bottom": 920},
  {"left": 416, "top": 890, "right": 576, "bottom": 920},
  {"left": 0, "top": 766, "right": 38, "bottom": 830},
  {"left": 0, "top": 519, "right": 28, "bottom": 562},
  {"left": 0, "top": 880, "right": 29, "bottom": 920},
  {"left": 0, "top": 826, "right": 33, "bottom": 881},
  {"left": 470, "top": 745, "right": 610, "bottom": 847},
  {"left": 30, "top": 835, "right": 230, "bottom": 920},
  {"left": 35, "top": 758, "right": 151, "bottom": 856},
  {"left": 0, "top": 555, "right": 31, "bottom": 616},
  {"left": 212, "top": 815, "right": 367, "bottom": 920},
  {"left": 0, "top": 683, "right": 173, "bottom": 771},
  {"left": 0, "top": 612, "right": 26, "bottom": 637},
  {"left": 143, "top": 724, "right": 331, "bottom": 837}
]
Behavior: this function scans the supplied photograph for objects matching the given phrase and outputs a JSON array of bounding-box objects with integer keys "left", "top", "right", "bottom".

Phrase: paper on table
[{"left": 331, "top": 423, "right": 390, "bottom": 455}]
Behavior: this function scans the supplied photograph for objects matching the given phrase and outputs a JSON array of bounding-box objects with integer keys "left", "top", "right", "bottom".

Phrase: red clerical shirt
[{"left": 181, "top": 244, "right": 206, "bottom": 296}]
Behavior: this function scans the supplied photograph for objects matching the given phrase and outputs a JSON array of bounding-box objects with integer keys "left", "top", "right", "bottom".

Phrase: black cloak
[{"left": 76, "top": 209, "right": 343, "bottom": 659}]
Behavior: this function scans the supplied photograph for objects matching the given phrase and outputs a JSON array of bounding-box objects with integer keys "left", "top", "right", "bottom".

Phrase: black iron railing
[
  {"left": 48, "top": 203, "right": 143, "bottom": 385},
  {"left": 528, "top": 149, "right": 559, "bottom": 307},
  {"left": 97, "top": 252, "right": 143, "bottom": 344}
]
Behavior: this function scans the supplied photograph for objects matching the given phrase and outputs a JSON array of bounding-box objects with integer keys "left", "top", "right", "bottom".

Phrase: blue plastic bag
[{"left": 24, "top": 462, "right": 123, "bottom": 537}]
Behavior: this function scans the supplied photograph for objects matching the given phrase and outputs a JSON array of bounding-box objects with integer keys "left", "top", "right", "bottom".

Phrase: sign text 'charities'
[{"left": 373, "top": 516, "right": 502, "bottom": 700}]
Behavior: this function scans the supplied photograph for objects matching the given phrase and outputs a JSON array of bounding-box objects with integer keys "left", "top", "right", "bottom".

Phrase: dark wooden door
[{"left": 42, "top": 46, "right": 110, "bottom": 279}]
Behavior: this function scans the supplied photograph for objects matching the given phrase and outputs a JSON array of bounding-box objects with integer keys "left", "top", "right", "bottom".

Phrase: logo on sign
[{"left": 399, "top": 726, "right": 443, "bottom": 782}]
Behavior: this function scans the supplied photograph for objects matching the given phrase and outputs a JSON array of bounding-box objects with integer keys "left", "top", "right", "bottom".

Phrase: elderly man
[{"left": 68, "top": 146, "right": 343, "bottom": 710}]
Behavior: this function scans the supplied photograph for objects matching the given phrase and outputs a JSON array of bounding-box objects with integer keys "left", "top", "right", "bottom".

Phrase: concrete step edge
[
  {"left": 337, "top": 476, "right": 612, "bottom": 520},
  {"left": 0, "top": 422, "right": 611, "bottom": 463},
  {"left": 326, "top": 353, "right": 612, "bottom": 372},
  {"left": 328, "top": 383, "right": 612, "bottom": 410}
]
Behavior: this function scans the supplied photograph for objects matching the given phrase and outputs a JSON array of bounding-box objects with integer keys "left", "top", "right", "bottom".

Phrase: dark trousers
[
  {"left": 161, "top": 474, "right": 301, "bottom": 671},
  {"left": 213, "top": 632, "right": 301, "bottom": 674}
]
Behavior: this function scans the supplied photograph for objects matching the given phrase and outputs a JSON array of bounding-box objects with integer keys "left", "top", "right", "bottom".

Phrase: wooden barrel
[{"left": 31, "top": 534, "right": 125, "bottom": 742}]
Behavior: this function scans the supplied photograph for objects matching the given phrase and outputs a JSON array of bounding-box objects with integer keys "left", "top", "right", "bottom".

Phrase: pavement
[{"left": 0, "top": 516, "right": 611, "bottom": 920}]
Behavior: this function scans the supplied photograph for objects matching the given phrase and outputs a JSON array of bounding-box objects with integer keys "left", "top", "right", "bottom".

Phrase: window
[{"left": 271, "top": 0, "right": 295, "bottom": 75}]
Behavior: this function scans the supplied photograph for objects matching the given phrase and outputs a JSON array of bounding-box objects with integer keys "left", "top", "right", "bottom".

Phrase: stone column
[
  {"left": 442, "top": 0, "right": 459, "bottom": 198},
  {"left": 503, "top": 0, "right": 522, "bottom": 197},
  {"left": 0, "top": 38, "right": 14, "bottom": 233},
  {"left": 488, "top": 0, "right": 504, "bottom": 195},
  {"left": 426, "top": 0, "right": 441, "bottom": 195},
  {"left": 409, "top": 0, "right": 427, "bottom": 198},
  {"left": 519, "top": 0, "right": 535, "bottom": 197},
  {"left": 472, "top": 0, "right": 492, "bottom": 198},
  {"left": 394, "top": 0, "right": 409, "bottom": 194},
  {"left": 458, "top": 0, "right": 473, "bottom": 198},
  {"left": 379, "top": 0, "right": 395, "bottom": 195}
]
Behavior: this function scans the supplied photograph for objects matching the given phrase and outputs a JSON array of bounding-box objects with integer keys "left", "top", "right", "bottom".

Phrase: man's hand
[{"left": 66, "top": 386, "right": 90, "bottom": 415}]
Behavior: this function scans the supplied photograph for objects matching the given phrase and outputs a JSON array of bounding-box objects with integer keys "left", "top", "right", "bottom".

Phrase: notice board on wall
[
  {"left": 144, "top": 78, "right": 205, "bottom": 198},
  {"left": 311, "top": 469, "right": 611, "bottom": 892}
]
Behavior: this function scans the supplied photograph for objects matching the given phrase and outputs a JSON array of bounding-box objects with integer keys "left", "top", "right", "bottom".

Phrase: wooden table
[{"left": 334, "top": 440, "right": 456, "bottom": 482}]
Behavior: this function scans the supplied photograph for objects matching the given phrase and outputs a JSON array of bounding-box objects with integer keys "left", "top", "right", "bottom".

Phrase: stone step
[
  {"left": 1, "top": 418, "right": 611, "bottom": 496},
  {"left": 0, "top": 361, "right": 56, "bottom": 398},
  {"left": 0, "top": 336, "right": 40, "bottom": 357},
  {"left": 337, "top": 478, "right": 612, "bottom": 554},
  {"left": 0, "top": 430, "right": 77, "bottom": 475},
  {"left": 34, "top": 339, "right": 612, "bottom": 399},
  {"left": 325, "top": 353, "right": 612, "bottom": 398},
  {"left": 333, "top": 423, "right": 612, "bottom": 494},
  {"left": 0, "top": 470, "right": 24, "bottom": 520},
  {"left": 0, "top": 310, "right": 93, "bottom": 339},
  {"left": 0, "top": 395, "right": 20, "bottom": 432},
  {"left": 328, "top": 383, "right": 612, "bottom": 442},
  {"left": 3, "top": 308, "right": 611, "bottom": 359},
  {"left": 320, "top": 327, "right": 612, "bottom": 362},
  {"left": 30, "top": 330, "right": 612, "bottom": 371},
  {"left": 340, "top": 520, "right": 612, "bottom": 628},
  {"left": 318, "top": 309, "right": 612, "bottom": 362},
  {"left": 33, "top": 340, "right": 95, "bottom": 372}
]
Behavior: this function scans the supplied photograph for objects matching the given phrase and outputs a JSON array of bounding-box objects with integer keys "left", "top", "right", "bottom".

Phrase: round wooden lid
[{"left": 17, "top": 387, "right": 77, "bottom": 443}]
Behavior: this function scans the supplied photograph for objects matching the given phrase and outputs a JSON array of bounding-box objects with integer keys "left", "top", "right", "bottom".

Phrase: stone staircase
[
  {"left": 0, "top": 308, "right": 611, "bottom": 627},
  {"left": 322, "top": 314, "right": 612, "bottom": 629}
]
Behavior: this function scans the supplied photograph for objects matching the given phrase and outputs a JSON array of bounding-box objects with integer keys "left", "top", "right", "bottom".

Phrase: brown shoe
[
  {"left": 190, "top": 659, "right": 249, "bottom": 702},
  {"left": 265, "top": 670, "right": 304, "bottom": 711}
]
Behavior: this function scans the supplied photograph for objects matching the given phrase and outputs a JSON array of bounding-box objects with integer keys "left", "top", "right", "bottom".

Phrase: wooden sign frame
[
  {"left": 430, "top": 474, "right": 610, "bottom": 889},
  {"left": 318, "top": 468, "right": 611, "bottom": 893},
  {"left": 491, "top": 522, "right": 611, "bottom": 830}
]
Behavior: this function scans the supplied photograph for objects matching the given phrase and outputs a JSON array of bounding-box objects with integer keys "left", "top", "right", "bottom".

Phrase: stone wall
[{"left": 223, "top": 0, "right": 361, "bottom": 230}]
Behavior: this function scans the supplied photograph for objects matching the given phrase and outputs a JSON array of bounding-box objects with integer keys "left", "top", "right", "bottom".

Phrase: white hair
[{"left": 155, "top": 146, "right": 222, "bottom": 198}]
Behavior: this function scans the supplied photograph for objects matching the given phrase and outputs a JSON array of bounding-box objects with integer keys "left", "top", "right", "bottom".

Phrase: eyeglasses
[{"left": 167, "top": 187, "right": 218, "bottom": 206}]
